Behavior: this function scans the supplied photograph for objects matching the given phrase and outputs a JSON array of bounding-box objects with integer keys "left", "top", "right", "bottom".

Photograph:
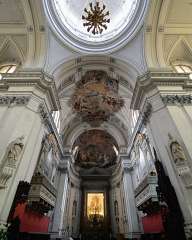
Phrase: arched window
[
  {"left": 52, "top": 111, "right": 60, "bottom": 132},
  {"left": 0, "top": 64, "right": 17, "bottom": 80},
  {"left": 72, "top": 200, "right": 77, "bottom": 216},
  {"left": 173, "top": 64, "right": 192, "bottom": 74},
  {"left": 131, "top": 110, "right": 139, "bottom": 132},
  {"left": 114, "top": 200, "right": 119, "bottom": 216}
]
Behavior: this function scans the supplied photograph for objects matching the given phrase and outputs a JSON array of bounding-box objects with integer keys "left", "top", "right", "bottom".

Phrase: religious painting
[
  {"left": 87, "top": 193, "right": 104, "bottom": 223},
  {"left": 69, "top": 70, "right": 124, "bottom": 126},
  {"left": 73, "top": 130, "right": 118, "bottom": 169}
]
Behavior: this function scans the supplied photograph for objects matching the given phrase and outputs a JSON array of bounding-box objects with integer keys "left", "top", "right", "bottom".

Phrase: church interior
[{"left": 0, "top": 0, "right": 192, "bottom": 240}]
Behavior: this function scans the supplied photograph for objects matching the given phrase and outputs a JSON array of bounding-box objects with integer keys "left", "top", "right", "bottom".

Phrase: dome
[
  {"left": 44, "top": 0, "right": 148, "bottom": 53},
  {"left": 54, "top": 0, "right": 137, "bottom": 42}
]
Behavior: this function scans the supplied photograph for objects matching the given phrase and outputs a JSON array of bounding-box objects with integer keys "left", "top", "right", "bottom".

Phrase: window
[
  {"left": 173, "top": 65, "right": 192, "bottom": 73},
  {"left": 131, "top": 110, "right": 139, "bottom": 132},
  {"left": 52, "top": 111, "right": 60, "bottom": 132},
  {"left": 0, "top": 64, "right": 17, "bottom": 80}
]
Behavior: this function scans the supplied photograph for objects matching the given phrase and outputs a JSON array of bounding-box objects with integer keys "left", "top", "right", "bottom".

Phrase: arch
[{"left": 62, "top": 116, "right": 128, "bottom": 149}]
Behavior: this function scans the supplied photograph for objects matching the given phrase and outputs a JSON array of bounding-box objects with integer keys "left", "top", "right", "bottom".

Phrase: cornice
[
  {"left": 0, "top": 96, "right": 30, "bottom": 106},
  {"left": 131, "top": 70, "right": 190, "bottom": 110},
  {"left": 1, "top": 70, "right": 61, "bottom": 111},
  {"left": 161, "top": 94, "right": 192, "bottom": 105}
]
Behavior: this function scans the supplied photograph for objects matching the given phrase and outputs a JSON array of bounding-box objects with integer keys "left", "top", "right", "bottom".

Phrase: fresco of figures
[
  {"left": 73, "top": 130, "right": 118, "bottom": 169},
  {"left": 70, "top": 70, "right": 124, "bottom": 126}
]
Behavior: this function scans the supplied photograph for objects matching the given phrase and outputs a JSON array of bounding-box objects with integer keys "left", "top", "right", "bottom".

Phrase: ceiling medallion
[
  {"left": 82, "top": 2, "right": 110, "bottom": 35},
  {"left": 70, "top": 70, "right": 124, "bottom": 126}
]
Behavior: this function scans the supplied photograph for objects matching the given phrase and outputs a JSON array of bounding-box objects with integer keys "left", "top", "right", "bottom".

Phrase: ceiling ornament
[
  {"left": 82, "top": 2, "right": 110, "bottom": 35},
  {"left": 70, "top": 70, "right": 124, "bottom": 126}
]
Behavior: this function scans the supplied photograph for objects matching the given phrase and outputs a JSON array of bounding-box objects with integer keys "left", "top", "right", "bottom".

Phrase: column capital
[
  {"left": 58, "top": 160, "right": 70, "bottom": 173},
  {"left": 121, "top": 158, "right": 133, "bottom": 172}
]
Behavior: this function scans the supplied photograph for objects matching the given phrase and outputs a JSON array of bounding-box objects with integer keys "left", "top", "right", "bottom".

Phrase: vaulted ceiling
[
  {"left": 0, "top": 0, "right": 46, "bottom": 68},
  {"left": 0, "top": 0, "right": 191, "bottom": 149},
  {"left": 145, "top": 0, "right": 192, "bottom": 68}
]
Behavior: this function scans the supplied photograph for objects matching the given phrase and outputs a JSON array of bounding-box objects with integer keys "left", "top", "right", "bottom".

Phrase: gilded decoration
[
  {"left": 87, "top": 193, "right": 104, "bottom": 223},
  {"left": 82, "top": 2, "right": 110, "bottom": 35},
  {"left": 70, "top": 70, "right": 124, "bottom": 126},
  {"left": 73, "top": 130, "right": 118, "bottom": 169}
]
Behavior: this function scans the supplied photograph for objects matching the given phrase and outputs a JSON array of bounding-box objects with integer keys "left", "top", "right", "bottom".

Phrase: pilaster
[{"left": 121, "top": 157, "right": 141, "bottom": 239}]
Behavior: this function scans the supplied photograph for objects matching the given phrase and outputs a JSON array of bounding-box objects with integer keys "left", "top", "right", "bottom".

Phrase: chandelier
[{"left": 82, "top": 2, "right": 110, "bottom": 35}]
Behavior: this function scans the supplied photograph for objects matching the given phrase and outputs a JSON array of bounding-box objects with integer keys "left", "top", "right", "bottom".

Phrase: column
[
  {"left": 121, "top": 158, "right": 141, "bottom": 239},
  {"left": 51, "top": 160, "right": 69, "bottom": 237}
]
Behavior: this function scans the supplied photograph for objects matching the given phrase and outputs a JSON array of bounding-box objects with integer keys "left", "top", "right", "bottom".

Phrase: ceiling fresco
[
  {"left": 73, "top": 130, "right": 118, "bottom": 169},
  {"left": 70, "top": 70, "right": 124, "bottom": 126}
]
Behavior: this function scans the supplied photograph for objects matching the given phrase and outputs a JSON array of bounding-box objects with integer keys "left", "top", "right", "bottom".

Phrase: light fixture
[{"left": 82, "top": 1, "right": 110, "bottom": 35}]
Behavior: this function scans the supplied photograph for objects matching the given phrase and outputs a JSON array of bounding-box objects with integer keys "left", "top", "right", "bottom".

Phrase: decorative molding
[
  {"left": 0, "top": 96, "right": 30, "bottom": 106},
  {"left": 161, "top": 95, "right": 192, "bottom": 105}
]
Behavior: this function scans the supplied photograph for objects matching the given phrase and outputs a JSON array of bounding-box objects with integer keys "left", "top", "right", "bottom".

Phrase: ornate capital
[
  {"left": 121, "top": 158, "right": 133, "bottom": 172},
  {"left": 0, "top": 96, "right": 30, "bottom": 106},
  {"left": 161, "top": 95, "right": 192, "bottom": 105}
]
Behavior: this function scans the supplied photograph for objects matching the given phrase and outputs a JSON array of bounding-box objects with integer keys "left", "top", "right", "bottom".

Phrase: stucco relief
[{"left": 0, "top": 136, "right": 24, "bottom": 189}]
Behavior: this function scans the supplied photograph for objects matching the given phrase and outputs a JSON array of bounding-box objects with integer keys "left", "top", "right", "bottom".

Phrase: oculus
[{"left": 70, "top": 70, "right": 124, "bottom": 126}]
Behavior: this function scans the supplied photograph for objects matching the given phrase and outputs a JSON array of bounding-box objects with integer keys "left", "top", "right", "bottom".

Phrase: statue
[
  {"left": 168, "top": 133, "right": 192, "bottom": 187},
  {"left": 169, "top": 134, "right": 186, "bottom": 165},
  {"left": 0, "top": 136, "right": 24, "bottom": 189},
  {"left": 7, "top": 138, "right": 24, "bottom": 166}
]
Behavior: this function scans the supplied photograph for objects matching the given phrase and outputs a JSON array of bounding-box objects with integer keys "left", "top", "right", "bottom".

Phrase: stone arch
[{"left": 62, "top": 115, "right": 128, "bottom": 149}]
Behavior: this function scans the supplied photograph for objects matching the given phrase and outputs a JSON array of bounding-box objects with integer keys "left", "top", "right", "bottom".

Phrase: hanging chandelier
[{"left": 82, "top": 2, "right": 110, "bottom": 35}]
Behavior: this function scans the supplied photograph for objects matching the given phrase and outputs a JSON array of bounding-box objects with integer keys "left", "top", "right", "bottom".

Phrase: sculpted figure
[
  {"left": 7, "top": 139, "right": 24, "bottom": 166},
  {"left": 170, "top": 140, "right": 186, "bottom": 165},
  {"left": 0, "top": 136, "right": 24, "bottom": 188}
]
